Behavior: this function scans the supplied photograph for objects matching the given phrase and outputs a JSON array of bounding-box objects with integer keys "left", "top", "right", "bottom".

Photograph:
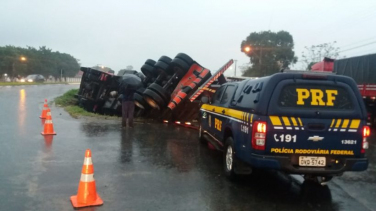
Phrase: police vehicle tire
[
  {"left": 198, "top": 125, "right": 207, "bottom": 144},
  {"left": 175, "top": 53, "right": 194, "bottom": 66},
  {"left": 143, "top": 89, "right": 166, "bottom": 110},
  {"left": 171, "top": 58, "right": 190, "bottom": 74},
  {"left": 145, "top": 59, "right": 156, "bottom": 66},
  {"left": 141, "top": 64, "right": 157, "bottom": 78},
  {"left": 148, "top": 83, "right": 170, "bottom": 102},
  {"left": 224, "top": 137, "right": 238, "bottom": 180}
]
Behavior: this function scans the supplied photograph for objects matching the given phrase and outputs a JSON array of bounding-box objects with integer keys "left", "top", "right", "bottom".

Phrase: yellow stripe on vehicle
[
  {"left": 341, "top": 119, "right": 350, "bottom": 129},
  {"left": 349, "top": 119, "right": 360, "bottom": 129},
  {"left": 298, "top": 118, "right": 303, "bottom": 127},
  {"left": 270, "top": 116, "right": 282, "bottom": 126},
  {"left": 250, "top": 114, "right": 253, "bottom": 124},
  {"left": 335, "top": 119, "right": 342, "bottom": 128},
  {"left": 330, "top": 119, "right": 335, "bottom": 128},
  {"left": 290, "top": 117, "right": 298, "bottom": 126},
  {"left": 282, "top": 116, "right": 291, "bottom": 126}
]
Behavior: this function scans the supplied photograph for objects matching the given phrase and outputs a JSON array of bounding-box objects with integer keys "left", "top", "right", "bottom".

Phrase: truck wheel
[
  {"left": 148, "top": 83, "right": 171, "bottom": 103},
  {"left": 141, "top": 64, "right": 157, "bottom": 78},
  {"left": 158, "top": 56, "right": 172, "bottom": 64},
  {"left": 143, "top": 89, "right": 166, "bottom": 110},
  {"left": 175, "top": 53, "right": 194, "bottom": 66},
  {"left": 145, "top": 59, "right": 156, "bottom": 66},
  {"left": 155, "top": 57, "right": 173, "bottom": 75},
  {"left": 134, "top": 92, "right": 148, "bottom": 109},
  {"left": 224, "top": 137, "right": 238, "bottom": 180},
  {"left": 171, "top": 58, "right": 190, "bottom": 75},
  {"left": 199, "top": 125, "right": 207, "bottom": 144}
]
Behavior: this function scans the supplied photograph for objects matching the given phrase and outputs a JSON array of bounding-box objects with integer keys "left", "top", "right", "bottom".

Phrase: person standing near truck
[{"left": 120, "top": 88, "right": 136, "bottom": 128}]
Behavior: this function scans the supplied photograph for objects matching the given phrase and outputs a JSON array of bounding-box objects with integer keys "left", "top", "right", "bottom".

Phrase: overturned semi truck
[{"left": 76, "top": 53, "right": 233, "bottom": 123}]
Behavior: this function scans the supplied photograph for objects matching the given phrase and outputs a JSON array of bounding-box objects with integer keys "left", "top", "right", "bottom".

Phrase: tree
[
  {"left": 0, "top": 45, "right": 80, "bottom": 78},
  {"left": 240, "top": 30, "right": 297, "bottom": 77},
  {"left": 300, "top": 41, "right": 341, "bottom": 70}
]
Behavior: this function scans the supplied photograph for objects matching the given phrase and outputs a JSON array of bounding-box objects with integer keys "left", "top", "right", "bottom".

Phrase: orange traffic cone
[
  {"left": 41, "top": 109, "right": 56, "bottom": 135},
  {"left": 40, "top": 99, "right": 49, "bottom": 119},
  {"left": 70, "top": 149, "right": 103, "bottom": 208}
]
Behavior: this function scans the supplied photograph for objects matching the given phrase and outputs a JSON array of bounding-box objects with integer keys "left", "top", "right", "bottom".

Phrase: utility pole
[
  {"left": 234, "top": 60, "right": 237, "bottom": 76},
  {"left": 260, "top": 48, "right": 263, "bottom": 76}
]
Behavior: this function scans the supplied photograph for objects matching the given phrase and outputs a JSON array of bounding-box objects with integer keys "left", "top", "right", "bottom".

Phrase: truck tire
[
  {"left": 175, "top": 53, "right": 194, "bottom": 66},
  {"left": 145, "top": 59, "right": 156, "bottom": 66},
  {"left": 224, "top": 137, "right": 238, "bottom": 180},
  {"left": 155, "top": 56, "right": 173, "bottom": 75},
  {"left": 141, "top": 63, "right": 157, "bottom": 78},
  {"left": 143, "top": 89, "right": 166, "bottom": 110},
  {"left": 171, "top": 57, "right": 190, "bottom": 75},
  {"left": 158, "top": 56, "right": 172, "bottom": 64},
  {"left": 148, "top": 83, "right": 170, "bottom": 103},
  {"left": 134, "top": 92, "right": 148, "bottom": 109}
]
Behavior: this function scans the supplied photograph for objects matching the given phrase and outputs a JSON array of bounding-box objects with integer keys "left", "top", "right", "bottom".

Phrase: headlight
[
  {"left": 20, "top": 79, "right": 25, "bottom": 82},
  {"left": 27, "top": 79, "right": 33, "bottom": 82}
]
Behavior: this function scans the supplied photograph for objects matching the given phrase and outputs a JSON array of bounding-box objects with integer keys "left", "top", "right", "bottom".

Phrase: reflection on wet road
[{"left": 0, "top": 85, "right": 375, "bottom": 211}]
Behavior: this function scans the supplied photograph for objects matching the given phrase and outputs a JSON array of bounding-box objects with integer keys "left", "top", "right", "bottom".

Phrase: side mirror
[{"left": 201, "top": 96, "right": 209, "bottom": 104}]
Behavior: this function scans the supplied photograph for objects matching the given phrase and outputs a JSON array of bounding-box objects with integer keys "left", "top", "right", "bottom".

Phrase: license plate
[{"left": 299, "top": 156, "right": 326, "bottom": 167}]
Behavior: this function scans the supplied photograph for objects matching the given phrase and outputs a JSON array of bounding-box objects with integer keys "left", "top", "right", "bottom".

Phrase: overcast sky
[{"left": 1, "top": 0, "right": 376, "bottom": 76}]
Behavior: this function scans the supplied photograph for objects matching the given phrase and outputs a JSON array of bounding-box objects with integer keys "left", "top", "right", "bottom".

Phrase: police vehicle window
[
  {"left": 278, "top": 84, "right": 353, "bottom": 110},
  {"left": 213, "top": 86, "right": 226, "bottom": 104},
  {"left": 220, "top": 85, "right": 236, "bottom": 104}
]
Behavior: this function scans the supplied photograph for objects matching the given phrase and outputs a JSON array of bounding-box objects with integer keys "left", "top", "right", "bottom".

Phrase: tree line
[
  {"left": 0, "top": 46, "right": 80, "bottom": 78},
  {"left": 240, "top": 31, "right": 341, "bottom": 77}
]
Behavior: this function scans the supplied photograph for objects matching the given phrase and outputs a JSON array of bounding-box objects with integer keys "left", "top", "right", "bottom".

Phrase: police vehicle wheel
[
  {"left": 175, "top": 53, "right": 194, "bottom": 66},
  {"left": 198, "top": 125, "right": 207, "bottom": 144},
  {"left": 148, "top": 83, "right": 170, "bottom": 103},
  {"left": 143, "top": 89, "right": 166, "bottom": 110},
  {"left": 224, "top": 137, "right": 237, "bottom": 180},
  {"left": 171, "top": 58, "right": 190, "bottom": 75},
  {"left": 304, "top": 175, "right": 333, "bottom": 186}
]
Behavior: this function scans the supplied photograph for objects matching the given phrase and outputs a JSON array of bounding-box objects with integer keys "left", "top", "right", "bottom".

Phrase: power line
[
  {"left": 339, "top": 36, "right": 376, "bottom": 48},
  {"left": 339, "top": 41, "right": 376, "bottom": 53}
]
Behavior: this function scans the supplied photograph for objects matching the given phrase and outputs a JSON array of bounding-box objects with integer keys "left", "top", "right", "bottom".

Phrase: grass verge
[{"left": 55, "top": 89, "right": 120, "bottom": 119}]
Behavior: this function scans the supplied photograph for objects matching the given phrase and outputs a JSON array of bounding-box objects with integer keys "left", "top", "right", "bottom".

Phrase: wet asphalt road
[{"left": 0, "top": 84, "right": 376, "bottom": 211}]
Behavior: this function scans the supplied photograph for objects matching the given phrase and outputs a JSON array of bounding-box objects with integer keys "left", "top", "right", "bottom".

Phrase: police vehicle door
[
  {"left": 212, "top": 85, "right": 236, "bottom": 141},
  {"left": 205, "top": 85, "right": 225, "bottom": 139}
]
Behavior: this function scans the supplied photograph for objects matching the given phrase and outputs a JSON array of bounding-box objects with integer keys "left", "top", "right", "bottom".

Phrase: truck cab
[{"left": 199, "top": 72, "right": 369, "bottom": 183}]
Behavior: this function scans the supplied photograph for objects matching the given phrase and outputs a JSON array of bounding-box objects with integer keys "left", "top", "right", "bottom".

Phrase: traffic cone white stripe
[
  {"left": 83, "top": 157, "right": 93, "bottom": 165},
  {"left": 80, "top": 173, "right": 95, "bottom": 182},
  {"left": 45, "top": 120, "right": 53, "bottom": 124}
]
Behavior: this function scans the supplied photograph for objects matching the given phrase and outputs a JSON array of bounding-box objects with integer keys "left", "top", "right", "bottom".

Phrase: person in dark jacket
[{"left": 120, "top": 89, "right": 136, "bottom": 128}]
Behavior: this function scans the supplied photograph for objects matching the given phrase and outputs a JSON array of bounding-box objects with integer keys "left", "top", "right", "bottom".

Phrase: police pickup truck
[{"left": 199, "top": 71, "right": 370, "bottom": 183}]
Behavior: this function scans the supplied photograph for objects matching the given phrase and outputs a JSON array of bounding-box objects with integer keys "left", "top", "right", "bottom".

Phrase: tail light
[
  {"left": 252, "top": 121, "right": 267, "bottom": 150},
  {"left": 361, "top": 126, "right": 370, "bottom": 153}
]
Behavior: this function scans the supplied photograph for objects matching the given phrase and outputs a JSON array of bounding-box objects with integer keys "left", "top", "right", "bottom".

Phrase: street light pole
[{"left": 234, "top": 60, "right": 237, "bottom": 76}]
